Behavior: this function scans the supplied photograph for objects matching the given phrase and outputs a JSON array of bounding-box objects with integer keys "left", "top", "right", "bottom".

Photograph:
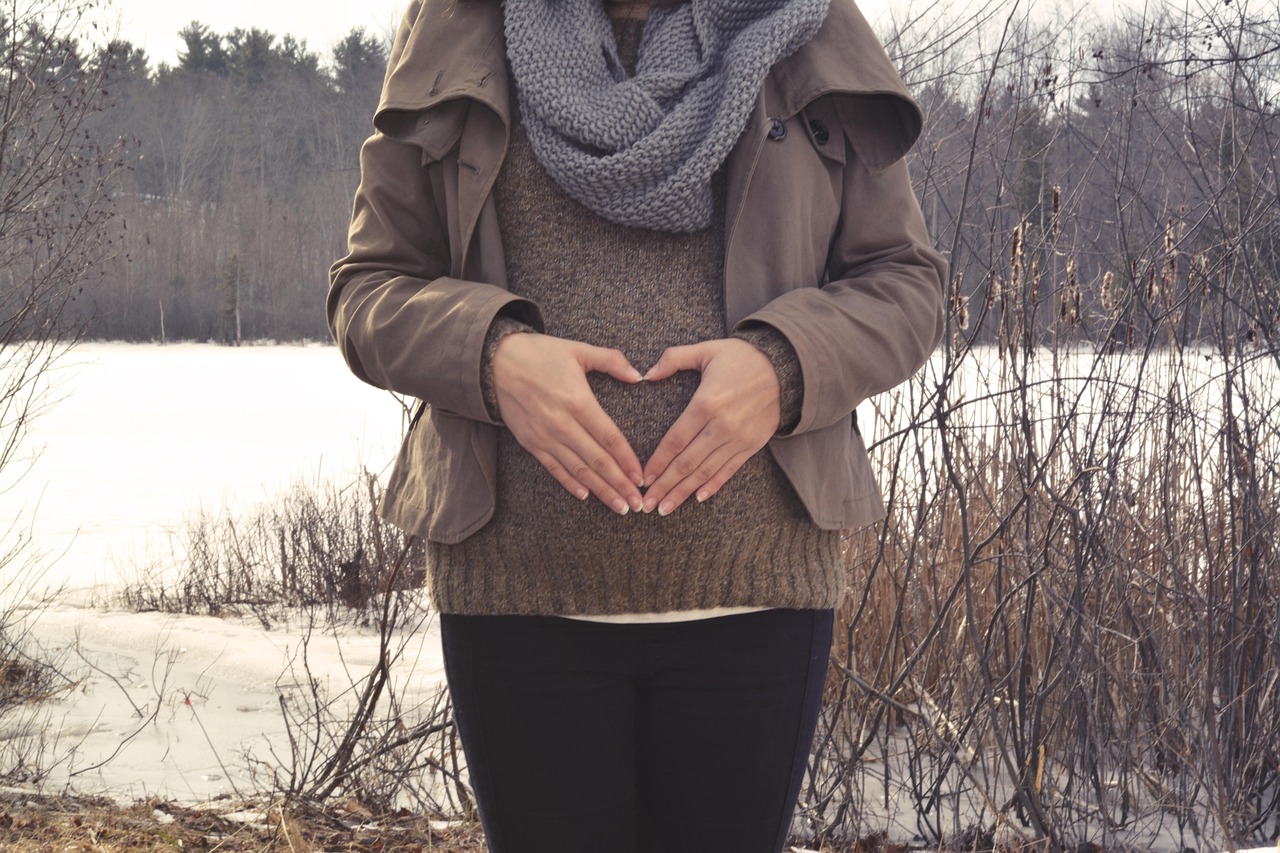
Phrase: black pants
[{"left": 440, "top": 608, "right": 834, "bottom": 853}]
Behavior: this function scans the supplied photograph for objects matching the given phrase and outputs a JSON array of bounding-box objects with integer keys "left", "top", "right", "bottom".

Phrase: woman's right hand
[{"left": 491, "top": 333, "right": 646, "bottom": 515}]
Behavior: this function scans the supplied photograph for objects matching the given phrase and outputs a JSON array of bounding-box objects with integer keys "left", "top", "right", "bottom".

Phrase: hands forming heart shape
[{"left": 491, "top": 333, "right": 782, "bottom": 517}]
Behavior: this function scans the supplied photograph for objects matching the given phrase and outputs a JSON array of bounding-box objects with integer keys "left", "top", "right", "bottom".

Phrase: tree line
[
  {"left": 6, "top": 2, "right": 1280, "bottom": 348},
  {"left": 59, "top": 16, "right": 389, "bottom": 342}
]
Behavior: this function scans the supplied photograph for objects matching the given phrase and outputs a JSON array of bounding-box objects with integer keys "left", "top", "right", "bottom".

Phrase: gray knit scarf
[{"left": 502, "top": 0, "right": 830, "bottom": 232}]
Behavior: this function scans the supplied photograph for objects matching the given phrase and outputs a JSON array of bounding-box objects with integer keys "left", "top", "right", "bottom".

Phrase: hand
[
  {"left": 641, "top": 339, "right": 781, "bottom": 516},
  {"left": 492, "top": 333, "right": 646, "bottom": 515}
]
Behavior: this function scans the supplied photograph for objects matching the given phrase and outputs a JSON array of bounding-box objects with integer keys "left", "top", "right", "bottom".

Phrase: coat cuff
[{"left": 733, "top": 324, "right": 804, "bottom": 435}]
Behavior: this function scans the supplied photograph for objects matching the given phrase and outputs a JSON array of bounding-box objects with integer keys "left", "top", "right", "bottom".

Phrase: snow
[
  {"left": 20, "top": 602, "right": 445, "bottom": 801},
  {"left": 0, "top": 342, "right": 401, "bottom": 598}
]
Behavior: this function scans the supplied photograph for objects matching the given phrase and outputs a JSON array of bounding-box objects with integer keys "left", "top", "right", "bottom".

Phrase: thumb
[
  {"left": 577, "top": 343, "right": 644, "bottom": 384},
  {"left": 644, "top": 342, "right": 711, "bottom": 382}
]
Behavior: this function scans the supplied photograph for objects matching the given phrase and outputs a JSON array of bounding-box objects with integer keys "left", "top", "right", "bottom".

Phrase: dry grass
[
  {"left": 0, "top": 656, "right": 68, "bottom": 711},
  {"left": 0, "top": 792, "right": 1076, "bottom": 852},
  {"left": 0, "top": 793, "right": 488, "bottom": 852}
]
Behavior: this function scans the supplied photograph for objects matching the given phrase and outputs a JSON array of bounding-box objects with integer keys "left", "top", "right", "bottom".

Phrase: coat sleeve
[
  {"left": 733, "top": 149, "right": 946, "bottom": 435},
  {"left": 326, "top": 130, "right": 543, "bottom": 424}
]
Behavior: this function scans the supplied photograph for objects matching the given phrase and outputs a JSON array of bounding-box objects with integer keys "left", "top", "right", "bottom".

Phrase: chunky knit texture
[
  {"left": 423, "top": 18, "right": 843, "bottom": 617},
  {"left": 502, "top": 0, "right": 831, "bottom": 231}
]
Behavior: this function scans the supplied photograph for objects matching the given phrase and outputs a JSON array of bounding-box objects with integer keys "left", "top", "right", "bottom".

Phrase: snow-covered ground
[
  {"left": 21, "top": 603, "right": 445, "bottom": 801},
  {"left": 1, "top": 343, "right": 435, "bottom": 800}
]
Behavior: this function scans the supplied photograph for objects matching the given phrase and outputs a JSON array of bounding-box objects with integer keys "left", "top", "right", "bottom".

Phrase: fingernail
[
  {"left": 613, "top": 499, "right": 630, "bottom": 516},
  {"left": 642, "top": 497, "right": 657, "bottom": 513},
  {"left": 629, "top": 495, "right": 644, "bottom": 512},
  {"left": 576, "top": 488, "right": 589, "bottom": 501},
  {"left": 658, "top": 501, "right": 674, "bottom": 517},
  {"left": 696, "top": 490, "right": 709, "bottom": 503}
]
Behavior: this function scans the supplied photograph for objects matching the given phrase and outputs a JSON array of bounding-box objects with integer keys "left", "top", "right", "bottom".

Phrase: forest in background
[
  {"left": 4, "top": 0, "right": 1278, "bottom": 346},
  {"left": 15, "top": 12, "right": 390, "bottom": 342}
]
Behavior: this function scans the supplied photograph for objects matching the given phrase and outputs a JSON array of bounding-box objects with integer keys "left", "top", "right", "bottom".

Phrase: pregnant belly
[
  {"left": 493, "top": 360, "right": 795, "bottom": 525},
  {"left": 587, "top": 368, "right": 701, "bottom": 462}
]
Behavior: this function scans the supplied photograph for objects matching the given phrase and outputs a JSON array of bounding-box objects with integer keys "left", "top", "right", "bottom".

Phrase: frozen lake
[{"left": 1, "top": 342, "right": 403, "bottom": 599}]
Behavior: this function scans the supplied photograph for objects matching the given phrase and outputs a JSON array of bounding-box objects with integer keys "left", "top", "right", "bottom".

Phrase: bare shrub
[
  {"left": 118, "top": 473, "right": 465, "bottom": 816},
  {"left": 118, "top": 473, "right": 424, "bottom": 628},
  {"left": 0, "top": 559, "right": 66, "bottom": 714},
  {"left": 262, "top": 605, "right": 472, "bottom": 818},
  {"left": 0, "top": 571, "right": 72, "bottom": 787},
  {"left": 800, "top": 2, "right": 1280, "bottom": 851},
  {"left": 0, "top": 0, "right": 128, "bottom": 785}
]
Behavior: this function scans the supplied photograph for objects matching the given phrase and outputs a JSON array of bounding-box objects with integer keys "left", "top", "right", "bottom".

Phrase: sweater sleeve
[
  {"left": 733, "top": 324, "right": 803, "bottom": 435},
  {"left": 480, "top": 314, "right": 537, "bottom": 422}
]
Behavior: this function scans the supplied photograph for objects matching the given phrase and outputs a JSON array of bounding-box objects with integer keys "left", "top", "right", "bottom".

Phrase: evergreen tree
[{"left": 177, "top": 22, "right": 227, "bottom": 76}]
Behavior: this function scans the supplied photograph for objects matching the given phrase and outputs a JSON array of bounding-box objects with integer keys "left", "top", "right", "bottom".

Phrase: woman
[{"left": 327, "top": 0, "right": 945, "bottom": 847}]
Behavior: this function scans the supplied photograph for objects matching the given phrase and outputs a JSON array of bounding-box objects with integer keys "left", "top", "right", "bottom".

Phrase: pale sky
[
  {"left": 92, "top": 0, "right": 1144, "bottom": 70},
  {"left": 102, "top": 0, "right": 410, "bottom": 67},
  {"left": 100, "top": 0, "right": 901, "bottom": 68}
]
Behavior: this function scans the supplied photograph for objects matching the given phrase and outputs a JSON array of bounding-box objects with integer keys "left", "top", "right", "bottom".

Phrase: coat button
[
  {"left": 767, "top": 117, "right": 787, "bottom": 140},
  {"left": 809, "top": 119, "right": 830, "bottom": 145}
]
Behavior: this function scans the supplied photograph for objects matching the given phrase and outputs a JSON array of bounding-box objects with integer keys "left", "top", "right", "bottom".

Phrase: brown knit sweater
[{"left": 424, "top": 18, "right": 842, "bottom": 616}]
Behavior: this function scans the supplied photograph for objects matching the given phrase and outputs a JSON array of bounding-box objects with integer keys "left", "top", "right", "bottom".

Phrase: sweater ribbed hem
[{"left": 427, "top": 521, "right": 843, "bottom": 616}]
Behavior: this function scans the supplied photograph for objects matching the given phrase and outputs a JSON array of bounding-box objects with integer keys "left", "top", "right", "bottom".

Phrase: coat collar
[
  {"left": 374, "top": 0, "right": 921, "bottom": 170},
  {"left": 375, "top": 0, "right": 510, "bottom": 158},
  {"left": 770, "top": 0, "right": 923, "bottom": 169}
]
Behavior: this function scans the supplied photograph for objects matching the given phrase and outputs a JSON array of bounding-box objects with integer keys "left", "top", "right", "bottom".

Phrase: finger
[
  {"left": 572, "top": 346, "right": 646, "bottom": 489},
  {"left": 584, "top": 416, "right": 646, "bottom": 494},
  {"left": 554, "top": 391, "right": 644, "bottom": 494},
  {"left": 544, "top": 385, "right": 643, "bottom": 505},
  {"left": 504, "top": 385, "right": 643, "bottom": 511},
  {"left": 643, "top": 342, "right": 711, "bottom": 382},
  {"left": 642, "top": 418, "right": 725, "bottom": 512},
  {"left": 577, "top": 344, "right": 644, "bottom": 385},
  {"left": 689, "top": 451, "right": 753, "bottom": 504},
  {"left": 645, "top": 433, "right": 738, "bottom": 516},
  {"left": 641, "top": 405, "right": 708, "bottom": 490},
  {"left": 543, "top": 406, "right": 643, "bottom": 511},
  {"left": 532, "top": 444, "right": 637, "bottom": 516},
  {"left": 529, "top": 447, "right": 590, "bottom": 501}
]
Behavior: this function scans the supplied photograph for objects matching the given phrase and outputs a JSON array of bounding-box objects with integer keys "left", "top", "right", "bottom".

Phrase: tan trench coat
[{"left": 327, "top": 0, "right": 948, "bottom": 544}]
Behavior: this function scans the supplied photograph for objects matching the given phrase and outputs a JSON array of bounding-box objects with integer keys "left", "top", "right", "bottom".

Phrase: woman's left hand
[{"left": 641, "top": 338, "right": 781, "bottom": 515}]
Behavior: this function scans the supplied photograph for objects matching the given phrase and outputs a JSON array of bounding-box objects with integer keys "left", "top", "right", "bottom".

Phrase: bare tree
[
  {"left": 0, "top": 0, "right": 128, "bottom": 776},
  {"left": 1, "top": 0, "right": 127, "bottom": 470}
]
